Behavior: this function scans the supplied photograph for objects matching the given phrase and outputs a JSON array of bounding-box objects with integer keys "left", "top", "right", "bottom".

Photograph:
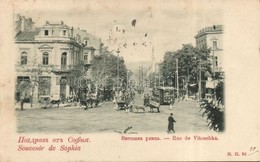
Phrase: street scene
[
  {"left": 15, "top": 5, "right": 224, "bottom": 133},
  {"left": 17, "top": 93, "right": 210, "bottom": 133}
]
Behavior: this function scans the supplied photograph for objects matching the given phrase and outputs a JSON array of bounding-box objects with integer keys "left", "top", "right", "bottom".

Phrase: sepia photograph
[
  {"left": 14, "top": 3, "right": 224, "bottom": 134},
  {"left": 0, "top": 0, "right": 259, "bottom": 161}
]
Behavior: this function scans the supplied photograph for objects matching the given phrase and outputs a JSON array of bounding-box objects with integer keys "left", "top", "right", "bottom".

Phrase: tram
[{"left": 152, "top": 86, "right": 175, "bottom": 105}]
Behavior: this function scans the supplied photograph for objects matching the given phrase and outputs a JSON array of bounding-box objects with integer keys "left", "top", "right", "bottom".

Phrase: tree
[
  {"left": 17, "top": 81, "right": 32, "bottom": 110},
  {"left": 91, "top": 46, "right": 128, "bottom": 91},
  {"left": 16, "top": 60, "right": 55, "bottom": 109},
  {"left": 161, "top": 44, "right": 212, "bottom": 96},
  {"left": 215, "top": 78, "right": 224, "bottom": 105},
  {"left": 67, "top": 61, "right": 85, "bottom": 97}
]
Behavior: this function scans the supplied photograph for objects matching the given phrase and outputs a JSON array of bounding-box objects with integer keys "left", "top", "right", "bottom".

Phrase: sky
[{"left": 15, "top": 0, "right": 223, "bottom": 66}]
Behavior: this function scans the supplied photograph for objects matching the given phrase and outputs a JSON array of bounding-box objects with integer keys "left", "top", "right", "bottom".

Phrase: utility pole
[
  {"left": 176, "top": 58, "right": 179, "bottom": 99},
  {"left": 158, "top": 64, "right": 161, "bottom": 87},
  {"left": 198, "top": 58, "right": 202, "bottom": 101}
]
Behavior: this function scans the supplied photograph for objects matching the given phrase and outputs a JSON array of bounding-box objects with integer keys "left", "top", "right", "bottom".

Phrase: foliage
[
  {"left": 161, "top": 44, "right": 212, "bottom": 87},
  {"left": 215, "top": 80, "right": 224, "bottom": 105},
  {"left": 17, "top": 80, "right": 32, "bottom": 110},
  {"left": 16, "top": 62, "right": 55, "bottom": 108},
  {"left": 199, "top": 99, "right": 224, "bottom": 132},
  {"left": 67, "top": 61, "right": 85, "bottom": 95},
  {"left": 91, "top": 46, "right": 128, "bottom": 90}
]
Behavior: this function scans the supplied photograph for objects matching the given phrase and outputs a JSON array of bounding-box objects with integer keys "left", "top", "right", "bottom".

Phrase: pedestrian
[
  {"left": 168, "top": 113, "right": 176, "bottom": 133},
  {"left": 169, "top": 97, "right": 174, "bottom": 110}
]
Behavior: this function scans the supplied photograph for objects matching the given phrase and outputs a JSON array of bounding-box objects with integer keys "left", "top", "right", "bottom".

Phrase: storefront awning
[{"left": 206, "top": 80, "right": 219, "bottom": 89}]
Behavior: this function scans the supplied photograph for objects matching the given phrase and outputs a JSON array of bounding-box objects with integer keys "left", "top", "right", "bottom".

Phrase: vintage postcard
[{"left": 0, "top": 0, "right": 259, "bottom": 161}]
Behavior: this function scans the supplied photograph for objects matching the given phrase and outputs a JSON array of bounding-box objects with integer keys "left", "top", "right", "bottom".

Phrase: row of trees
[
  {"left": 159, "top": 44, "right": 225, "bottom": 132},
  {"left": 160, "top": 44, "right": 212, "bottom": 96}
]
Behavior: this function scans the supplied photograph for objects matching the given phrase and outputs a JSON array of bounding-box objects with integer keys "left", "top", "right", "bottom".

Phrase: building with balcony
[
  {"left": 194, "top": 25, "right": 224, "bottom": 99},
  {"left": 195, "top": 25, "right": 224, "bottom": 73},
  {"left": 15, "top": 15, "right": 100, "bottom": 103}
]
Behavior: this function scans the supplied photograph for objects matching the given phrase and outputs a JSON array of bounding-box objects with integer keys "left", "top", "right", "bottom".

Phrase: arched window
[
  {"left": 21, "top": 52, "right": 27, "bottom": 65},
  {"left": 61, "top": 52, "right": 67, "bottom": 69},
  {"left": 42, "top": 52, "right": 49, "bottom": 65}
]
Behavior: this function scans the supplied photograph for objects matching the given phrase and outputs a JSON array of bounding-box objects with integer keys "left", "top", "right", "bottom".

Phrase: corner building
[
  {"left": 194, "top": 25, "right": 224, "bottom": 74},
  {"left": 15, "top": 16, "right": 100, "bottom": 103}
]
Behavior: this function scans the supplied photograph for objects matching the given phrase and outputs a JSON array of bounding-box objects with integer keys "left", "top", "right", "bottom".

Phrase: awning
[{"left": 206, "top": 80, "right": 219, "bottom": 89}]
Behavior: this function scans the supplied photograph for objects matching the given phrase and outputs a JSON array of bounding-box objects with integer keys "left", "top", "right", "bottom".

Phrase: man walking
[{"left": 168, "top": 113, "right": 176, "bottom": 133}]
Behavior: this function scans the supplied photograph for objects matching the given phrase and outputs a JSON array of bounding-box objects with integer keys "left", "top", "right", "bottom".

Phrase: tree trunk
[
  {"left": 186, "top": 67, "right": 189, "bottom": 97},
  {"left": 31, "top": 87, "right": 34, "bottom": 107},
  {"left": 21, "top": 100, "right": 24, "bottom": 111}
]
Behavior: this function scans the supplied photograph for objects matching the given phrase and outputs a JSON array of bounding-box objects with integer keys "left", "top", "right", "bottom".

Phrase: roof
[
  {"left": 15, "top": 30, "right": 40, "bottom": 41},
  {"left": 194, "top": 25, "right": 223, "bottom": 39}
]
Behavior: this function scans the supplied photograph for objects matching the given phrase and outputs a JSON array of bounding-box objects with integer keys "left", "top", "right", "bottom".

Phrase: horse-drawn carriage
[
  {"left": 80, "top": 93, "right": 100, "bottom": 110},
  {"left": 115, "top": 90, "right": 135, "bottom": 111},
  {"left": 116, "top": 99, "right": 127, "bottom": 110},
  {"left": 148, "top": 99, "right": 160, "bottom": 113},
  {"left": 143, "top": 94, "right": 160, "bottom": 113},
  {"left": 39, "top": 93, "right": 61, "bottom": 109}
]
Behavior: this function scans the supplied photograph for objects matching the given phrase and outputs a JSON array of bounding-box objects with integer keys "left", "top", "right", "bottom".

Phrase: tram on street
[{"left": 152, "top": 86, "right": 175, "bottom": 105}]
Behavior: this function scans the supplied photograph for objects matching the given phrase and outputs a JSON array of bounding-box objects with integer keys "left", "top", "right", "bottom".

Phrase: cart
[
  {"left": 116, "top": 100, "right": 127, "bottom": 110},
  {"left": 39, "top": 96, "right": 51, "bottom": 109}
]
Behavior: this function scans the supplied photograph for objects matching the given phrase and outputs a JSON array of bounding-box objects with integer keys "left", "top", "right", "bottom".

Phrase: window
[
  {"left": 44, "top": 30, "right": 49, "bottom": 36},
  {"left": 21, "top": 52, "right": 27, "bottom": 65},
  {"left": 215, "top": 56, "right": 218, "bottom": 67},
  {"left": 63, "top": 30, "right": 66, "bottom": 36},
  {"left": 213, "top": 41, "right": 218, "bottom": 50},
  {"left": 84, "top": 54, "right": 88, "bottom": 62},
  {"left": 17, "top": 76, "right": 30, "bottom": 85},
  {"left": 38, "top": 77, "right": 51, "bottom": 96},
  {"left": 61, "top": 52, "right": 67, "bottom": 69},
  {"left": 42, "top": 52, "right": 49, "bottom": 65}
]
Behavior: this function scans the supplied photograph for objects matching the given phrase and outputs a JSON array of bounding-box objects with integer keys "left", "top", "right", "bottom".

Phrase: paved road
[{"left": 16, "top": 94, "right": 211, "bottom": 134}]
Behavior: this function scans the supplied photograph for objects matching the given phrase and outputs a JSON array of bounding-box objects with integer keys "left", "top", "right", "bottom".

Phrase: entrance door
[{"left": 60, "top": 77, "right": 67, "bottom": 101}]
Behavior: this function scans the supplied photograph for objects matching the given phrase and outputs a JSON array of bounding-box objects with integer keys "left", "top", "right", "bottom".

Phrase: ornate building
[
  {"left": 15, "top": 15, "right": 101, "bottom": 103},
  {"left": 195, "top": 25, "right": 224, "bottom": 74},
  {"left": 194, "top": 25, "right": 224, "bottom": 99}
]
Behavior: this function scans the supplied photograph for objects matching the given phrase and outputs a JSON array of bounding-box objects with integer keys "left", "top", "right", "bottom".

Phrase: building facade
[
  {"left": 15, "top": 15, "right": 101, "bottom": 103},
  {"left": 194, "top": 25, "right": 224, "bottom": 99},
  {"left": 195, "top": 25, "right": 224, "bottom": 74}
]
